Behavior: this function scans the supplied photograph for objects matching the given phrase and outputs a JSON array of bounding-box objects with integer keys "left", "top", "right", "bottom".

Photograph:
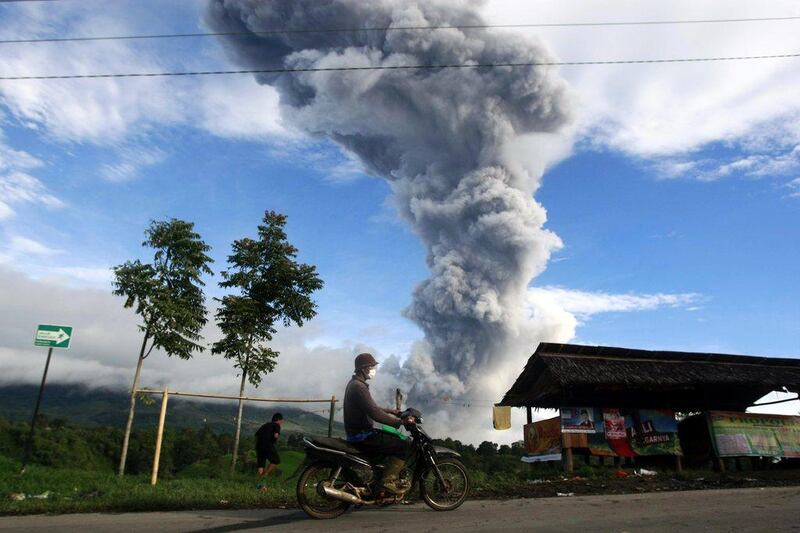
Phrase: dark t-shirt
[{"left": 255, "top": 422, "right": 280, "bottom": 450}]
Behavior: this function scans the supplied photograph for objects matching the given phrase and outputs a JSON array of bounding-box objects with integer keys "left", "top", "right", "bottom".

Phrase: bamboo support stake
[
  {"left": 328, "top": 395, "right": 336, "bottom": 438},
  {"left": 150, "top": 386, "right": 169, "bottom": 486},
  {"left": 134, "top": 389, "right": 335, "bottom": 403}
]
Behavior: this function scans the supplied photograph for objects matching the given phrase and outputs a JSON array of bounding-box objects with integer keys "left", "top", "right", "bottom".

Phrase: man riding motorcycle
[{"left": 343, "top": 352, "right": 412, "bottom": 495}]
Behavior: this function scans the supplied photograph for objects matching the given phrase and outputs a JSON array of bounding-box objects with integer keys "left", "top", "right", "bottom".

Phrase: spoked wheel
[
  {"left": 420, "top": 457, "right": 470, "bottom": 511},
  {"left": 296, "top": 461, "right": 351, "bottom": 519}
]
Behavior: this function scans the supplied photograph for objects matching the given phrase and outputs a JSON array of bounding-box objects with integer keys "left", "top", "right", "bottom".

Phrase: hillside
[{"left": 0, "top": 384, "right": 343, "bottom": 437}]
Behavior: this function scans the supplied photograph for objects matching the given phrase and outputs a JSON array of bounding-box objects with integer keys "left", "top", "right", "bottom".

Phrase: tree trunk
[
  {"left": 118, "top": 330, "right": 149, "bottom": 477},
  {"left": 230, "top": 369, "right": 247, "bottom": 474}
]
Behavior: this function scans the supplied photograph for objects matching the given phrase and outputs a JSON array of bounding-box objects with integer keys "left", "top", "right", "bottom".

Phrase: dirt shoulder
[{"left": 473, "top": 468, "right": 800, "bottom": 500}]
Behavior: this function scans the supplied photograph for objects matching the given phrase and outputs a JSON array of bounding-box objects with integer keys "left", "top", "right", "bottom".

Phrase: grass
[
  {"left": 4, "top": 453, "right": 800, "bottom": 516},
  {"left": 0, "top": 452, "right": 304, "bottom": 516}
]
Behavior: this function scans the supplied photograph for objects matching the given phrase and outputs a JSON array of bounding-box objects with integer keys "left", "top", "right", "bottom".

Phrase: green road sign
[{"left": 34, "top": 324, "right": 73, "bottom": 349}]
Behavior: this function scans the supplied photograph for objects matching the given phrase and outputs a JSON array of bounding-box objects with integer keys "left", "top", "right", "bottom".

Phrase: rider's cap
[{"left": 354, "top": 352, "right": 379, "bottom": 370}]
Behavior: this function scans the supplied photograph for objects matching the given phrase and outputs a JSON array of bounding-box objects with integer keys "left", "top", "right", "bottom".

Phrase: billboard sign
[
  {"left": 523, "top": 417, "right": 562, "bottom": 462},
  {"left": 707, "top": 411, "right": 800, "bottom": 458}
]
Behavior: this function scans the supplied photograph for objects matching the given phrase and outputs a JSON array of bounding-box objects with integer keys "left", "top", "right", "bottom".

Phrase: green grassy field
[
  {"left": 4, "top": 452, "right": 800, "bottom": 516},
  {"left": 0, "top": 452, "right": 304, "bottom": 515}
]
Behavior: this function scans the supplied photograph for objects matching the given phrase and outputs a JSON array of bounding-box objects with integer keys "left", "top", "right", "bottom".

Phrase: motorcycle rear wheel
[
  {"left": 296, "top": 461, "right": 352, "bottom": 519},
  {"left": 420, "top": 457, "right": 470, "bottom": 511}
]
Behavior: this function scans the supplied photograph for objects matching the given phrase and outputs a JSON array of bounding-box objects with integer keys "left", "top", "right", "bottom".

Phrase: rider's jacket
[{"left": 343, "top": 374, "right": 401, "bottom": 438}]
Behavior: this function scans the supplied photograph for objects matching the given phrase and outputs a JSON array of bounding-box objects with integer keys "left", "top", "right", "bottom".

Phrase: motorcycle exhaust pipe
[{"left": 321, "top": 484, "right": 367, "bottom": 505}]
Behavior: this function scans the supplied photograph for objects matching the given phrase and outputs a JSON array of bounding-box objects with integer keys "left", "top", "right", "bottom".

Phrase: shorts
[{"left": 257, "top": 445, "right": 280, "bottom": 468}]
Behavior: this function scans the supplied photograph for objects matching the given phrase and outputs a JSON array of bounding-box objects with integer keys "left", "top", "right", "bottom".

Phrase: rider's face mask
[{"left": 367, "top": 366, "right": 377, "bottom": 380}]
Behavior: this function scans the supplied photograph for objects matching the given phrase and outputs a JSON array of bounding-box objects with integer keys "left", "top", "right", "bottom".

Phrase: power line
[
  {"left": 1, "top": 52, "right": 798, "bottom": 81},
  {"left": 2, "top": 15, "right": 800, "bottom": 45}
]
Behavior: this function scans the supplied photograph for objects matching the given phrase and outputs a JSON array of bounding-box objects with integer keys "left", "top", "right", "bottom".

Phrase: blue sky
[
  {"left": 1, "top": 1, "right": 799, "bottom": 437},
  {"left": 540, "top": 148, "right": 799, "bottom": 356}
]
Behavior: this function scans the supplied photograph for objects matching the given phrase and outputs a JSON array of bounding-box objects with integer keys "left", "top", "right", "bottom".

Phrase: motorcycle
[{"left": 296, "top": 408, "right": 470, "bottom": 519}]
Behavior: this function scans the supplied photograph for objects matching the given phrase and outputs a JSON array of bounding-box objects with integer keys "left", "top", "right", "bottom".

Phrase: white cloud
[
  {"left": 485, "top": 0, "right": 800, "bottom": 164},
  {"left": 7, "top": 235, "right": 63, "bottom": 256},
  {"left": 0, "top": 170, "right": 64, "bottom": 219},
  {"left": 267, "top": 140, "right": 370, "bottom": 183},
  {"left": 0, "top": 134, "right": 59, "bottom": 219},
  {"left": 0, "top": 4, "right": 293, "bottom": 149},
  {"left": 0, "top": 140, "right": 42, "bottom": 172},
  {"left": 784, "top": 177, "right": 800, "bottom": 198},
  {"left": 0, "top": 265, "right": 364, "bottom": 401},
  {"left": 528, "top": 286, "right": 701, "bottom": 319},
  {"left": 43, "top": 266, "right": 113, "bottom": 287},
  {"left": 99, "top": 145, "right": 167, "bottom": 183},
  {"left": 659, "top": 142, "right": 800, "bottom": 182},
  {"left": 198, "top": 77, "right": 289, "bottom": 140}
]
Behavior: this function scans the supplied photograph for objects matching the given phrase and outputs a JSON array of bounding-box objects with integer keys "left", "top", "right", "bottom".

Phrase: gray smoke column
[{"left": 206, "top": 0, "right": 574, "bottom": 403}]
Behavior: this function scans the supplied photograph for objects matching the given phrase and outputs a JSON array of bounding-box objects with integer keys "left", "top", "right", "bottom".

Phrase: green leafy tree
[
  {"left": 213, "top": 211, "right": 323, "bottom": 472},
  {"left": 113, "top": 219, "right": 213, "bottom": 477}
]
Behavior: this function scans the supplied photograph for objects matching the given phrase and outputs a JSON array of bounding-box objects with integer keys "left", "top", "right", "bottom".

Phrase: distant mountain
[{"left": 0, "top": 384, "right": 343, "bottom": 437}]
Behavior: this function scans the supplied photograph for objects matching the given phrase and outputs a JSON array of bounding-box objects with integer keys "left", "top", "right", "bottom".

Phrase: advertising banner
[
  {"left": 603, "top": 408, "right": 681, "bottom": 457},
  {"left": 707, "top": 411, "right": 800, "bottom": 458},
  {"left": 523, "top": 417, "right": 562, "bottom": 462},
  {"left": 560, "top": 407, "right": 682, "bottom": 457},
  {"left": 560, "top": 407, "right": 599, "bottom": 433}
]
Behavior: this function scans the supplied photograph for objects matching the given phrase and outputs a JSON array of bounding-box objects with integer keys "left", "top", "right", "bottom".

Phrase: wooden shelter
[
  {"left": 500, "top": 343, "right": 800, "bottom": 412},
  {"left": 500, "top": 343, "right": 800, "bottom": 472}
]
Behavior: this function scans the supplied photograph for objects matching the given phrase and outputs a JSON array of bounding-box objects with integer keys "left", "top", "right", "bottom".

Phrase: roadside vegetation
[{"left": 2, "top": 417, "right": 799, "bottom": 516}]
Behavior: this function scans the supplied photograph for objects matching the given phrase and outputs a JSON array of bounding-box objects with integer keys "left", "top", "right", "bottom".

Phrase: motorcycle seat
[{"left": 310, "top": 436, "right": 365, "bottom": 456}]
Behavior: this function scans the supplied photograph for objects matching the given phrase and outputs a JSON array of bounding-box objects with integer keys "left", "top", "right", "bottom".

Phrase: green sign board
[
  {"left": 708, "top": 411, "right": 800, "bottom": 458},
  {"left": 34, "top": 324, "right": 73, "bottom": 349}
]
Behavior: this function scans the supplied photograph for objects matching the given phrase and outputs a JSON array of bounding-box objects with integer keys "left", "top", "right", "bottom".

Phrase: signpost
[
  {"left": 34, "top": 324, "right": 73, "bottom": 349},
  {"left": 23, "top": 324, "right": 73, "bottom": 471}
]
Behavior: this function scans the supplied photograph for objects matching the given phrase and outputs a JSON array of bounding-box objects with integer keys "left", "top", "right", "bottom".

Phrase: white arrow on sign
[
  {"left": 56, "top": 329, "right": 70, "bottom": 343},
  {"left": 36, "top": 329, "right": 71, "bottom": 344}
]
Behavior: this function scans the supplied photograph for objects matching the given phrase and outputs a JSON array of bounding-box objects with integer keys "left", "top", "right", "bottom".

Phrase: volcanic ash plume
[{"left": 206, "top": 0, "right": 575, "bottom": 405}]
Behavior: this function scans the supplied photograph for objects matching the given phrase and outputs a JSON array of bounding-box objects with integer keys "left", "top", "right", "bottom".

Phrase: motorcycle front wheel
[
  {"left": 296, "top": 461, "right": 351, "bottom": 519},
  {"left": 419, "top": 457, "right": 470, "bottom": 511}
]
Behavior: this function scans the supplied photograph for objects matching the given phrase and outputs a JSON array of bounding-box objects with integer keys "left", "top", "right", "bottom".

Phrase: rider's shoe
[{"left": 380, "top": 457, "right": 411, "bottom": 495}]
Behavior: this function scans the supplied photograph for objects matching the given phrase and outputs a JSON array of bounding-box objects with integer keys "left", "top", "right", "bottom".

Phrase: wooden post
[
  {"left": 717, "top": 457, "right": 726, "bottom": 473},
  {"left": 328, "top": 395, "right": 335, "bottom": 438},
  {"left": 526, "top": 406, "right": 533, "bottom": 424},
  {"left": 565, "top": 447, "right": 574, "bottom": 473},
  {"left": 675, "top": 455, "right": 683, "bottom": 473},
  {"left": 150, "top": 386, "right": 169, "bottom": 486}
]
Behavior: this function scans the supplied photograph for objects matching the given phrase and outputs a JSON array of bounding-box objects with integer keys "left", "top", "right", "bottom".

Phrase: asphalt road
[{"left": 2, "top": 487, "right": 799, "bottom": 532}]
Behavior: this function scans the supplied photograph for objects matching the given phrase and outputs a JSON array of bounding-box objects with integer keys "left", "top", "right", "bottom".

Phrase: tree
[
  {"left": 477, "top": 440, "right": 499, "bottom": 458},
  {"left": 213, "top": 210, "right": 323, "bottom": 472},
  {"left": 113, "top": 219, "right": 213, "bottom": 477}
]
